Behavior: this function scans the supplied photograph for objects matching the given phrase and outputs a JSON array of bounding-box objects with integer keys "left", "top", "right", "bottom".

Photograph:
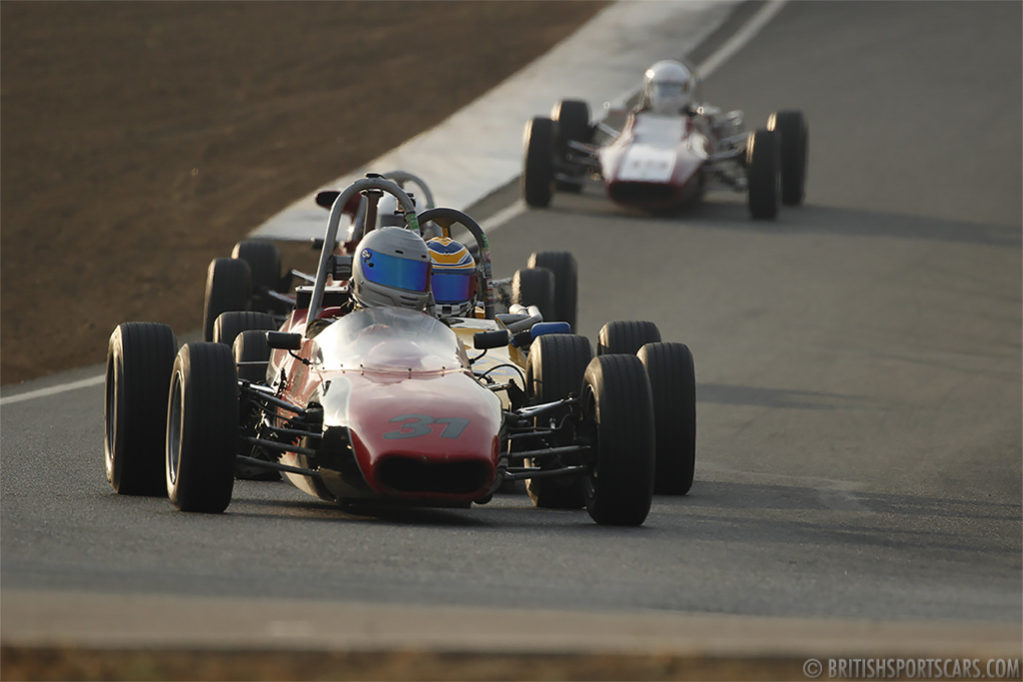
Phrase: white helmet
[
  {"left": 351, "top": 227, "right": 432, "bottom": 310},
  {"left": 643, "top": 60, "right": 695, "bottom": 115}
]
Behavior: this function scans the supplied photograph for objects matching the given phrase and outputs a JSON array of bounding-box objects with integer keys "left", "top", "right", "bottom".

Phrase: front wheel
[
  {"left": 581, "top": 355, "right": 655, "bottom": 526},
  {"left": 212, "top": 310, "right": 276, "bottom": 349},
  {"left": 767, "top": 110, "right": 808, "bottom": 206},
  {"left": 522, "top": 117, "right": 556, "bottom": 208},
  {"left": 202, "top": 257, "right": 251, "bottom": 342},
  {"left": 512, "top": 267, "right": 556, "bottom": 322},
  {"left": 746, "top": 128, "right": 779, "bottom": 220},
  {"left": 527, "top": 251, "right": 578, "bottom": 330},
  {"left": 166, "top": 343, "right": 238, "bottom": 513},
  {"left": 597, "top": 320, "right": 660, "bottom": 356}
]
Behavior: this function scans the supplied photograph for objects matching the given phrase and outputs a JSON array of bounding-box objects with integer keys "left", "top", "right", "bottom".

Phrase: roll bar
[{"left": 307, "top": 177, "right": 418, "bottom": 327}]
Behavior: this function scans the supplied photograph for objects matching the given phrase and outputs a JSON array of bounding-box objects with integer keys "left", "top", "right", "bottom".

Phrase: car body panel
[{"left": 598, "top": 113, "right": 711, "bottom": 208}]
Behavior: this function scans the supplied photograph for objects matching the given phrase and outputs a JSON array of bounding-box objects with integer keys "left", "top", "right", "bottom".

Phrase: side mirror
[
  {"left": 315, "top": 190, "right": 340, "bottom": 209},
  {"left": 473, "top": 329, "right": 510, "bottom": 350},
  {"left": 266, "top": 331, "right": 302, "bottom": 350}
]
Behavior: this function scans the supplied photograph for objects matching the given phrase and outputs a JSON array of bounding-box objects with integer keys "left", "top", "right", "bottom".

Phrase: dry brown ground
[{"left": 1, "top": 0, "right": 605, "bottom": 385}]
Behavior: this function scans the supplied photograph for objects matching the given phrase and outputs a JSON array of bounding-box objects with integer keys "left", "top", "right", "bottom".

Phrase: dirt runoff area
[{"left": 1, "top": 1, "right": 605, "bottom": 386}]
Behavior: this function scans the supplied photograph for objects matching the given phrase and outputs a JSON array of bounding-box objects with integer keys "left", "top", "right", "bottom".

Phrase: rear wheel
[
  {"left": 212, "top": 311, "right": 276, "bottom": 349},
  {"left": 767, "top": 110, "right": 808, "bottom": 206},
  {"left": 202, "top": 257, "right": 251, "bottom": 342},
  {"left": 231, "top": 239, "right": 282, "bottom": 308},
  {"left": 527, "top": 251, "right": 578, "bottom": 330},
  {"left": 747, "top": 128, "right": 779, "bottom": 220},
  {"left": 166, "top": 343, "right": 238, "bottom": 513},
  {"left": 105, "top": 322, "right": 177, "bottom": 495},
  {"left": 581, "top": 355, "right": 655, "bottom": 526},
  {"left": 638, "top": 342, "right": 696, "bottom": 495},
  {"left": 523, "top": 117, "right": 556, "bottom": 208},
  {"left": 525, "top": 334, "right": 593, "bottom": 509},
  {"left": 512, "top": 267, "right": 556, "bottom": 322},
  {"left": 597, "top": 320, "right": 661, "bottom": 356}
]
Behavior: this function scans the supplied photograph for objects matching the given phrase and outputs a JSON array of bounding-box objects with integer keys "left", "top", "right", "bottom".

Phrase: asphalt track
[{"left": 2, "top": 0, "right": 1021, "bottom": 675}]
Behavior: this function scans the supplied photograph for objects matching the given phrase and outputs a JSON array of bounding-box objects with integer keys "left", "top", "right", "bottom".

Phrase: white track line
[
  {"left": 1, "top": 374, "right": 105, "bottom": 406},
  {"left": 482, "top": 0, "right": 787, "bottom": 235},
  {"left": 0, "top": 1, "right": 786, "bottom": 406}
]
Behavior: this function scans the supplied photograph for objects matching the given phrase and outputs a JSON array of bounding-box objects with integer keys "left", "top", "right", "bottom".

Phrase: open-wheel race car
[
  {"left": 522, "top": 60, "right": 808, "bottom": 219},
  {"left": 104, "top": 177, "right": 696, "bottom": 526}
]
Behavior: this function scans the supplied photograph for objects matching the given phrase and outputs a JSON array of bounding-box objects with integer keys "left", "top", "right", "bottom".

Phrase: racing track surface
[{"left": 2, "top": 1, "right": 1021, "bottom": 676}]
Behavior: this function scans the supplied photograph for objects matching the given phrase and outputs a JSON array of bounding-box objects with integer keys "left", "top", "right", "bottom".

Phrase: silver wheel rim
[{"left": 166, "top": 371, "right": 183, "bottom": 486}]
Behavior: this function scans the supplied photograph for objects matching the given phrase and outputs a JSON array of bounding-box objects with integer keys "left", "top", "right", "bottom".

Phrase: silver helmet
[
  {"left": 351, "top": 227, "right": 432, "bottom": 311},
  {"left": 643, "top": 60, "right": 696, "bottom": 115}
]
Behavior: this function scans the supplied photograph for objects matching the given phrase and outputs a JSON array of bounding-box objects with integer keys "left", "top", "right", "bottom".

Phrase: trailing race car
[
  {"left": 201, "top": 170, "right": 577, "bottom": 341},
  {"left": 104, "top": 176, "right": 696, "bottom": 527},
  {"left": 522, "top": 59, "right": 808, "bottom": 219}
]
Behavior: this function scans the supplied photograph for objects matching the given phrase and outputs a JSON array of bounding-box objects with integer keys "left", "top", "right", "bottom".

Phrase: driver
[
  {"left": 350, "top": 226, "right": 433, "bottom": 311},
  {"left": 425, "top": 236, "right": 477, "bottom": 319},
  {"left": 641, "top": 59, "right": 698, "bottom": 116},
  {"left": 638, "top": 59, "right": 719, "bottom": 140}
]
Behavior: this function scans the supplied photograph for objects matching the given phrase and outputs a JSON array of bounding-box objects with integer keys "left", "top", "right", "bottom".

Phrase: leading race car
[
  {"left": 104, "top": 176, "right": 697, "bottom": 526},
  {"left": 522, "top": 59, "right": 808, "bottom": 219}
]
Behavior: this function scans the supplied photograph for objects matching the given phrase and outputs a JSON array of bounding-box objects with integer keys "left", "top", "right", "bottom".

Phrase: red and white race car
[
  {"left": 104, "top": 177, "right": 697, "bottom": 526},
  {"left": 522, "top": 60, "right": 808, "bottom": 219}
]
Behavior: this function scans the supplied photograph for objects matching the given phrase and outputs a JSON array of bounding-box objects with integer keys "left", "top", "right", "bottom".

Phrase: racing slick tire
[
  {"left": 232, "top": 330, "right": 271, "bottom": 383},
  {"left": 552, "top": 99, "right": 591, "bottom": 193},
  {"left": 767, "top": 110, "right": 808, "bottom": 206},
  {"left": 212, "top": 311, "right": 276, "bottom": 349},
  {"left": 512, "top": 267, "right": 556, "bottom": 323},
  {"left": 202, "top": 257, "right": 252, "bottom": 342},
  {"left": 527, "top": 251, "right": 578, "bottom": 330},
  {"left": 638, "top": 342, "right": 696, "bottom": 495},
  {"left": 525, "top": 333, "right": 594, "bottom": 509},
  {"left": 581, "top": 354, "right": 655, "bottom": 526},
  {"left": 523, "top": 117, "right": 556, "bottom": 208},
  {"left": 231, "top": 239, "right": 283, "bottom": 310},
  {"left": 746, "top": 128, "right": 780, "bottom": 220},
  {"left": 597, "top": 320, "right": 661, "bottom": 356},
  {"left": 105, "top": 322, "right": 178, "bottom": 496},
  {"left": 166, "top": 342, "right": 238, "bottom": 513}
]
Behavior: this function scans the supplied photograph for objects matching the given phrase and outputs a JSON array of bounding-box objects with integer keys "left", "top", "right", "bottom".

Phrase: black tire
[
  {"left": 767, "top": 110, "right": 808, "bottom": 206},
  {"left": 638, "top": 342, "right": 696, "bottom": 495},
  {"left": 231, "top": 239, "right": 282, "bottom": 307},
  {"left": 597, "top": 320, "right": 661, "bottom": 356},
  {"left": 552, "top": 100, "right": 591, "bottom": 193},
  {"left": 747, "top": 128, "right": 779, "bottom": 220},
  {"left": 105, "top": 322, "right": 177, "bottom": 496},
  {"left": 232, "top": 330, "right": 270, "bottom": 383},
  {"left": 202, "top": 257, "right": 251, "bottom": 342},
  {"left": 212, "top": 311, "right": 276, "bottom": 349},
  {"left": 522, "top": 117, "right": 555, "bottom": 208},
  {"left": 552, "top": 99, "right": 592, "bottom": 149},
  {"left": 581, "top": 355, "right": 655, "bottom": 526},
  {"left": 512, "top": 267, "right": 556, "bottom": 322},
  {"left": 527, "top": 251, "right": 578, "bottom": 330},
  {"left": 165, "top": 343, "right": 238, "bottom": 513},
  {"left": 525, "top": 334, "right": 593, "bottom": 509}
]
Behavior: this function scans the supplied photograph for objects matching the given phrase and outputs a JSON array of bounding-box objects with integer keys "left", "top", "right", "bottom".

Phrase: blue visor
[
  {"left": 360, "top": 249, "right": 430, "bottom": 293},
  {"left": 432, "top": 270, "right": 474, "bottom": 304}
]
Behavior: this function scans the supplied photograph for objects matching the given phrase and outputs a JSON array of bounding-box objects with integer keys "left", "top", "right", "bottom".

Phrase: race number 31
[{"left": 383, "top": 414, "right": 470, "bottom": 440}]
